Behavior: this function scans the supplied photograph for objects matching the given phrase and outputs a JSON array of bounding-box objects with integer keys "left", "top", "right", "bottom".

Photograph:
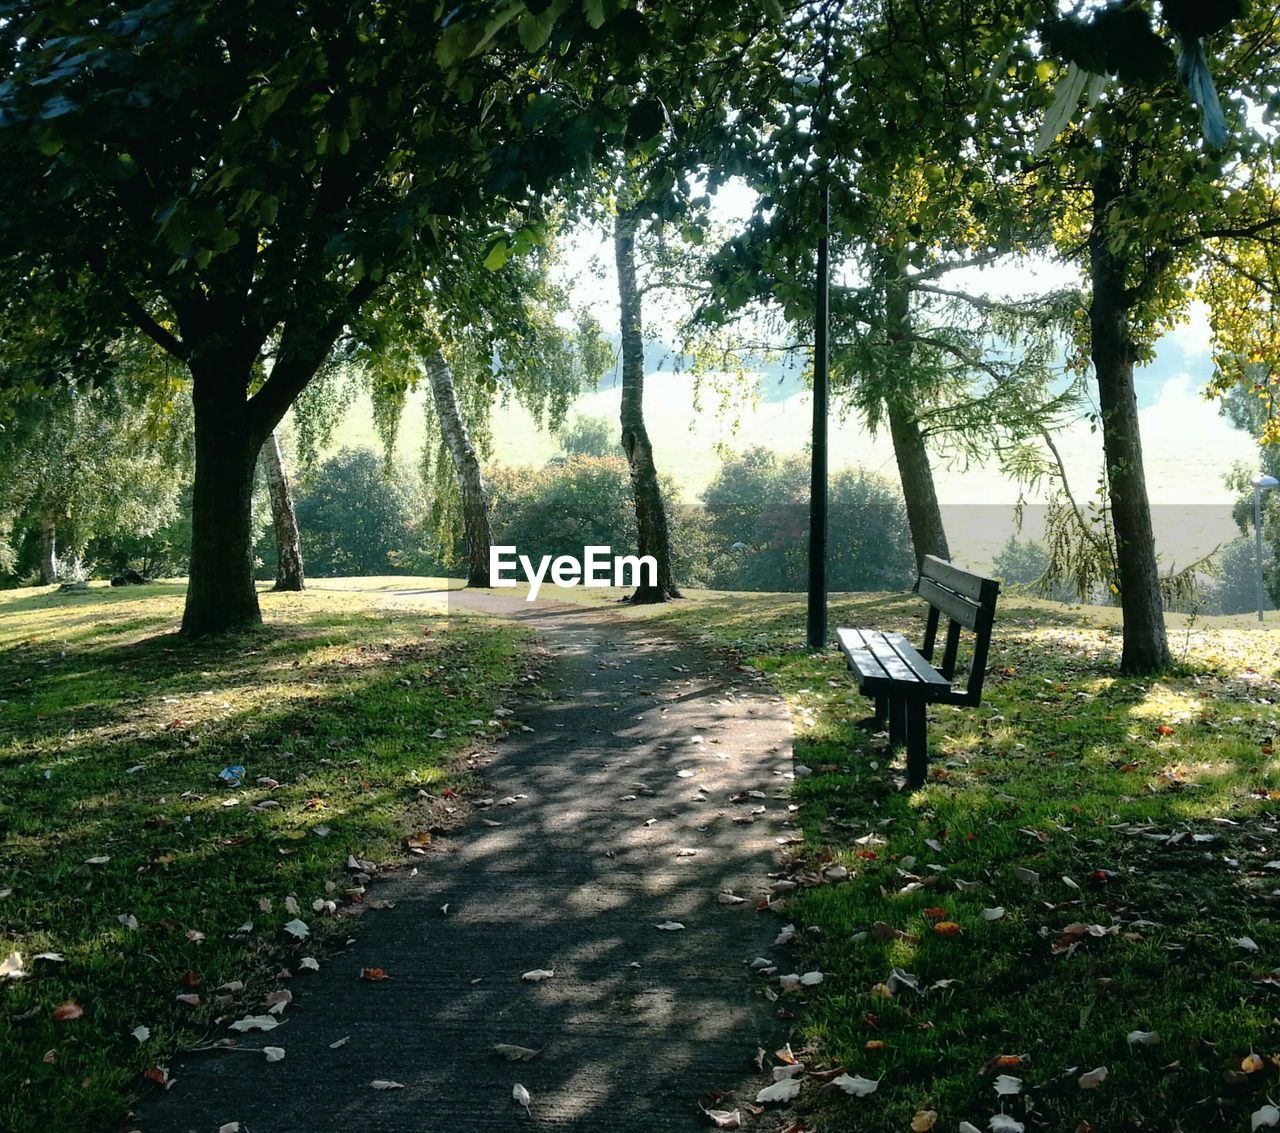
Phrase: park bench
[{"left": 837, "top": 555, "right": 1000, "bottom": 788}]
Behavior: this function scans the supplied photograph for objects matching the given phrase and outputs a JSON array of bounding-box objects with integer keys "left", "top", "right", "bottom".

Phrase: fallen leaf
[
  {"left": 283, "top": 919, "right": 310, "bottom": 939},
  {"left": 1252, "top": 1104, "right": 1280, "bottom": 1131},
  {"left": 229, "top": 1015, "right": 279, "bottom": 1033},
  {"left": 85, "top": 856, "right": 110, "bottom": 866},
  {"left": 522, "top": 969, "right": 555, "bottom": 982},
  {"left": 932, "top": 921, "right": 962, "bottom": 935},
  {"left": 359, "top": 968, "right": 390, "bottom": 981},
  {"left": 989, "top": 1118, "right": 1025, "bottom": 1133},
  {"left": 982, "top": 907, "right": 1006, "bottom": 921},
  {"left": 117, "top": 914, "right": 139, "bottom": 930},
  {"left": 718, "top": 892, "right": 747, "bottom": 906},
  {"left": 299, "top": 957, "right": 320, "bottom": 971},
  {"left": 1127, "top": 1030, "right": 1160, "bottom": 1046},
  {"left": 1243, "top": 1053, "right": 1266, "bottom": 1073},
  {"left": 994, "top": 1074, "right": 1022, "bottom": 1096},
  {"left": 263, "top": 1047, "right": 285, "bottom": 1063},
  {"left": 174, "top": 993, "right": 201, "bottom": 1007},
  {"left": 493, "top": 1043, "right": 541, "bottom": 1061},
  {"left": 1236, "top": 936, "right": 1260, "bottom": 953},
  {"left": 371, "top": 1080, "right": 405, "bottom": 1090},
  {"left": 911, "top": 1110, "right": 938, "bottom": 1131},
  {"left": 756, "top": 1077, "right": 802, "bottom": 1103},
  {"left": 131, "top": 1025, "right": 150, "bottom": 1043},
  {"left": 218, "top": 1124, "right": 241, "bottom": 1133},
  {"left": 52, "top": 1000, "right": 83, "bottom": 1021},
  {"left": 703, "top": 1109, "right": 742, "bottom": 1129},
  {"left": 329, "top": 1036, "right": 350, "bottom": 1049},
  {"left": 1, "top": 952, "right": 25, "bottom": 981},
  {"left": 1078, "top": 1065, "right": 1108, "bottom": 1089},
  {"left": 513, "top": 1082, "right": 532, "bottom": 1113},
  {"left": 655, "top": 921, "right": 685, "bottom": 931},
  {"left": 265, "top": 990, "right": 292, "bottom": 1014},
  {"left": 1013, "top": 867, "right": 1040, "bottom": 886},
  {"left": 831, "top": 1074, "right": 879, "bottom": 1096}
]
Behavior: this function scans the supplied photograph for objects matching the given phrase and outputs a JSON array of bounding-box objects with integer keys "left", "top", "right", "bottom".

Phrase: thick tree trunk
[
  {"left": 181, "top": 363, "right": 263, "bottom": 637},
  {"left": 260, "top": 430, "right": 305, "bottom": 592},
  {"left": 614, "top": 208, "right": 680, "bottom": 603},
  {"left": 1090, "top": 155, "right": 1170, "bottom": 675},
  {"left": 424, "top": 347, "right": 493, "bottom": 586},
  {"left": 886, "top": 397, "right": 951, "bottom": 573},
  {"left": 38, "top": 508, "right": 57, "bottom": 584},
  {"left": 883, "top": 261, "right": 950, "bottom": 573}
]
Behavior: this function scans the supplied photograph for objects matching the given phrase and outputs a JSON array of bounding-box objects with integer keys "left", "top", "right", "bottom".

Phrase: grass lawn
[
  {"left": 646, "top": 590, "right": 1280, "bottom": 1133},
  {"left": 0, "top": 581, "right": 523, "bottom": 1133}
]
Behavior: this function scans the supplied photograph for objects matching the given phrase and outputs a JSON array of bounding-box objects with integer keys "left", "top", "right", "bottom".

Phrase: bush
[
  {"left": 701, "top": 447, "right": 914, "bottom": 592},
  {"left": 487, "top": 455, "right": 709, "bottom": 586},
  {"left": 267, "top": 447, "right": 433, "bottom": 578},
  {"left": 991, "top": 536, "right": 1078, "bottom": 602}
]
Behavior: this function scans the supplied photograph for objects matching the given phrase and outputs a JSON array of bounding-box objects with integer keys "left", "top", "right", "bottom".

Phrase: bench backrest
[{"left": 917, "top": 555, "right": 1000, "bottom": 706}]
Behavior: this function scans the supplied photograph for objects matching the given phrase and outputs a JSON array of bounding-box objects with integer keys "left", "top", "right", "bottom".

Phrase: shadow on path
[{"left": 140, "top": 591, "right": 796, "bottom": 1132}]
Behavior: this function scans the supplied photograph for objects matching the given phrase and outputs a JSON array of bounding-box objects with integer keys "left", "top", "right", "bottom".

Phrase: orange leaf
[
  {"left": 923, "top": 907, "right": 948, "bottom": 920},
  {"left": 932, "top": 921, "right": 962, "bottom": 935},
  {"left": 1242, "top": 1053, "right": 1265, "bottom": 1073},
  {"left": 143, "top": 1067, "right": 169, "bottom": 1085},
  {"left": 52, "top": 1000, "right": 83, "bottom": 1021},
  {"left": 359, "top": 967, "right": 391, "bottom": 981},
  {"left": 864, "top": 1039, "right": 886, "bottom": 1050},
  {"left": 1158, "top": 724, "right": 1174, "bottom": 736},
  {"left": 406, "top": 832, "right": 432, "bottom": 850}
]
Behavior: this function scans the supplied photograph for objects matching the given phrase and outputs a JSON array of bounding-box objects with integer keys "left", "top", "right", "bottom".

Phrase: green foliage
[
  {"left": 282, "top": 447, "right": 433, "bottom": 579},
  {"left": 0, "top": 379, "right": 192, "bottom": 579},
  {"left": 487, "top": 455, "right": 709, "bottom": 584},
  {"left": 556, "top": 414, "right": 619, "bottom": 457},
  {"left": 700, "top": 447, "right": 914, "bottom": 593}
]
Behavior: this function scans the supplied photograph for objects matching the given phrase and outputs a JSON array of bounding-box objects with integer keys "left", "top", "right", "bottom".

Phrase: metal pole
[
  {"left": 1257, "top": 485, "right": 1267, "bottom": 624},
  {"left": 806, "top": 186, "right": 829, "bottom": 650}
]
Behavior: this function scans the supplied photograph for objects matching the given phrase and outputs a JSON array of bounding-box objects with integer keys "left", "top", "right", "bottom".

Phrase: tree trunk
[
  {"left": 260, "top": 430, "right": 305, "bottom": 591},
  {"left": 883, "top": 260, "right": 950, "bottom": 573},
  {"left": 181, "top": 363, "right": 263, "bottom": 637},
  {"left": 886, "top": 397, "right": 951, "bottom": 573},
  {"left": 1090, "top": 154, "right": 1170, "bottom": 675},
  {"left": 38, "top": 508, "right": 57, "bottom": 584},
  {"left": 614, "top": 208, "right": 680, "bottom": 602},
  {"left": 424, "top": 347, "right": 493, "bottom": 586}
]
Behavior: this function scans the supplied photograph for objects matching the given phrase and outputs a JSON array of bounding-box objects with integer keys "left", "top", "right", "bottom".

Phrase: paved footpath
[{"left": 141, "top": 591, "right": 797, "bottom": 1132}]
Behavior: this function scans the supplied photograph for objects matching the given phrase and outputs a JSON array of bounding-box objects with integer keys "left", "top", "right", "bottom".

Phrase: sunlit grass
[
  {"left": 647, "top": 589, "right": 1280, "bottom": 1132},
  {"left": 0, "top": 581, "right": 523, "bottom": 1133}
]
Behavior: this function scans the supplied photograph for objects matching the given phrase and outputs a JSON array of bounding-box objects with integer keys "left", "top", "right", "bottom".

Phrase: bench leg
[
  {"left": 874, "top": 695, "right": 888, "bottom": 726},
  {"left": 889, "top": 698, "right": 906, "bottom": 748},
  {"left": 905, "top": 699, "right": 928, "bottom": 788}
]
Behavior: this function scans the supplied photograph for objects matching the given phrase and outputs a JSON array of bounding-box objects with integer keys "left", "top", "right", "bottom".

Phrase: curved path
[{"left": 141, "top": 591, "right": 796, "bottom": 1132}]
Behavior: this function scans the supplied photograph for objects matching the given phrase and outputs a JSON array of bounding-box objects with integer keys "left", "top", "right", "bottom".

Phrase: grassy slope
[
  {"left": 630, "top": 590, "right": 1280, "bottom": 1132},
  {"left": 0, "top": 582, "right": 522, "bottom": 1133}
]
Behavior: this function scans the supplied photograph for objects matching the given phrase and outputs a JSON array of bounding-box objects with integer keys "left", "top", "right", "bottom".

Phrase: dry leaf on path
[
  {"left": 655, "top": 921, "right": 685, "bottom": 931},
  {"left": 493, "top": 1044, "right": 541, "bottom": 1061},
  {"left": 283, "top": 919, "right": 310, "bottom": 939},
  {"left": 229, "top": 1015, "right": 279, "bottom": 1033},
  {"left": 703, "top": 1110, "right": 742, "bottom": 1129},
  {"left": 371, "top": 1080, "right": 405, "bottom": 1090},
  {"left": 513, "top": 1083, "right": 532, "bottom": 1113},
  {"left": 756, "top": 1078, "right": 802, "bottom": 1103},
  {"left": 911, "top": 1110, "right": 938, "bottom": 1131},
  {"left": 1252, "top": 1105, "right": 1280, "bottom": 1131},
  {"left": 263, "top": 1047, "right": 285, "bottom": 1062},
  {"left": 521, "top": 969, "right": 554, "bottom": 982}
]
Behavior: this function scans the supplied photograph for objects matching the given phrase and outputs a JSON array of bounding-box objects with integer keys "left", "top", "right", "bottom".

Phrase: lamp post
[
  {"left": 1252, "top": 472, "right": 1278, "bottom": 623},
  {"left": 787, "top": 73, "right": 830, "bottom": 652}
]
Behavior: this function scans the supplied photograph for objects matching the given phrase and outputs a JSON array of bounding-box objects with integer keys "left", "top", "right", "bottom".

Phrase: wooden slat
[
  {"left": 918, "top": 576, "right": 982, "bottom": 630},
  {"left": 863, "top": 631, "right": 924, "bottom": 686},
  {"left": 837, "top": 628, "right": 890, "bottom": 684},
  {"left": 883, "top": 632, "right": 950, "bottom": 689},
  {"left": 922, "top": 555, "right": 995, "bottom": 603}
]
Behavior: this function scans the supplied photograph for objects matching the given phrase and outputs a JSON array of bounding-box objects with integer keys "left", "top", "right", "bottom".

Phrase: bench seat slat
[
  {"left": 839, "top": 628, "right": 949, "bottom": 697},
  {"left": 917, "top": 576, "right": 983, "bottom": 630}
]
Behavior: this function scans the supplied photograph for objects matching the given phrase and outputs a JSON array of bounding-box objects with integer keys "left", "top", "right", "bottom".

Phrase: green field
[{"left": 0, "top": 581, "right": 522, "bottom": 1132}]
